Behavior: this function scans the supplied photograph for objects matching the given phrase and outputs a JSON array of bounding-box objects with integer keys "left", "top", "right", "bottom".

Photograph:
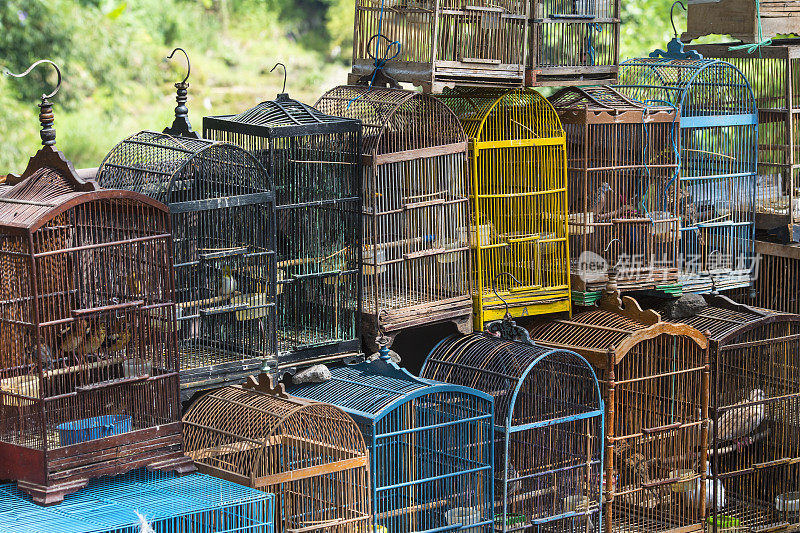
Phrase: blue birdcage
[
  {"left": 617, "top": 40, "right": 758, "bottom": 294},
  {"left": 0, "top": 469, "right": 274, "bottom": 533},
  {"left": 422, "top": 333, "right": 604, "bottom": 533},
  {"left": 289, "top": 357, "right": 495, "bottom": 533}
]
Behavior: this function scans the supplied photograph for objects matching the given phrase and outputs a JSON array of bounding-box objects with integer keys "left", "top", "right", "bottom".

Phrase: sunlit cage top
[
  {"left": 96, "top": 130, "right": 278, "bottom": 401},
  {"left": 290, "top": 356, "right": 494, "bottom": 532},
  {"left": 183, "top": 382, "right": 371, "bottom": 533},
  {"left": 422, "top": 333, "right": 604, "bottom": 532},
  {"left": 528, "top": 289, "right": 710, "bottom": 533},
  {"left": 203, "top": 91, "right": 363, "bottom": 374},
  {"left": 548, "top": 86, "right": 680, "bottom": 302},
  {"left": 617, "top": 44, "right": 758, "bottom": 294},
  {"left": 436, "top": 87, "right": 570, "bottom": 327},
  {"left": 314, "top": 85, "right": 472, "bottom": 348}
]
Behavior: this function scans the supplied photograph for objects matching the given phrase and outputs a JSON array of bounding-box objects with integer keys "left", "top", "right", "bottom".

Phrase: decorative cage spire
[
  {"left": 5, "top": 59, "right": 62, "bottom": 147},
  {"left": 163, "top": 47, "right": 199, "bottom": 139}
]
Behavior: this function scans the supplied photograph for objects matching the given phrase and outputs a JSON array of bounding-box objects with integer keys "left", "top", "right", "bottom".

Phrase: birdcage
[
  {"left": 347, "top": 0, "right": 528, "bottom": 93},
  {"left": 618, "top": 43, "right": 759, "bottom": 295},
  {"left": 289, "top": 356, "right": 494, "bottom": 532},
  {"left": 182, "top": 381, "right": 371, "bottom": 533},
  {"left": 528, "top": 290, "right": 710, "bottom": 533},
  {"left": 0, "top": 469, "right": 275, "bottom": 533},
  {"left": 734, "top": 240, "right": 800, "bottom": 312},
  {"left": 686, "top": 40, "right": 800, "bottom": 243},
  {"left": 314, "top": 86, "right": 472, "bottom": 352},
  {"left": 0, "top": 61, "right": 193, "bottom": 505},
  {"left": 421, "top": 333, "right": 604, "bottom": 532},
  {"left": 527, "top": 0, "right": 620, "bottom": 86},
  {"left": 203, "top": 90, "right": 362, "bottom": 376},
  {"left": 548, "top": 86, "right": 680, "bottom": 303},
  {"left": 683, "top": 0, "right": 800, "bottom": 43},
  {"left": 436, "top": 87, "right": 570, "bottom": 329},
  {"left": 96, "top": 132, "right": 277, "bottom": 401}
]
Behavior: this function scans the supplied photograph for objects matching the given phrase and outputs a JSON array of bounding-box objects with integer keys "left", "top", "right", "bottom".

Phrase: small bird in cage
[
  {"left": 127, "top": 271, "right": 144, "bottom": 297},
  {"left": 80, "top": 323, "right": 108, "bottom": 357},
  {"left": 105, "top": 321, "right": 132, "bottom": 353},
  {"left": 59, "top": 322, "right": 88, "bottom": 355},
  {"left": 221, "top": 265, "right": 237, "bottom": 297},
  {"left": 593, "top": 182, "right": 612, "bottom": 216},
  {"left": 711, "top": 389, "right": 766, "bottom": 445},
  {"left": 26, "top": 343, "right": 54, "bottom": 371}
]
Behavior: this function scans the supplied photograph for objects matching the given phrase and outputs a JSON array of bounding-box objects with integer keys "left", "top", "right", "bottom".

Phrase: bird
[
  {"left": 711, "top": 389, "right": 766, "bottom": 444},
  {"left": 79, "top": 323, "right": 107, "bottom": 357},
  {"left": 105, "top": 322, "right": 132, "bottom": 353},
  {"left": 593, "top": 182, "right": 613, "bottom": 217},
  {"left": 59, "top": 322, "right": 88, "bottom": 354},
  {"left": 500, "top": 462, "right": 522, "bottom": 497},
  {"left": 126, "top": 272, "right": 144, "bottom": 297},
  {"left": 26, "top": 343, "right": 54, "bottom": 371},
  {"left": 221, "top": 265, "right": 237, "bottom": 297},
  {"left": 694, "top": 465, "right": 725, "bottom": 510},
  {"left": 135, "top": 511, "right": 156, "bottom": 533}
]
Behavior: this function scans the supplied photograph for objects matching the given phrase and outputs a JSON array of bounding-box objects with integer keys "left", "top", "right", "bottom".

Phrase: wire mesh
[{"left": 421, "top": 333, "right": 604, "bottom": 532}]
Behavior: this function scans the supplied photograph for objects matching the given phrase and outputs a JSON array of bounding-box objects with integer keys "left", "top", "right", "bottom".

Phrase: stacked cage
[
  {"left": 683, "top": 0, "right": 800, "bottom": 43},
  {"left": 290, "top": 356, "right": 494, "bottom": 532},
  {"left": 735, "top": 240, "right": 800, "bottom": 312},
  {"left": 314, "top": 86, "right": 472, "bottom": 351},
  {"left": 549, "top": 86, "right": 680, "bottom": 303},
  {"left": 618, "top": 49, "right": 758, "bottom": 294},
  {"left": 183, "top": 382, "right": 371, "bottom": 533},
  {"left": 686, "top": 40, "right": 800, "bottom": 242},
  {"left": 436, "top": 87, "right": 570, "bottom": 328},
  {"left": 527, "top": 0, "right": 620, "bottom": 86},
  {"left": 528, "top": 292, "right": 710, "bottom": 533},
  {"left": 422, "top": 333, "right": 604, "bottom": 532},
  {"left": 203, "top": 94, "right": 363, "bottom": 374},
  {"left": 96, "top": 133, "right": 277, "bottom": 401}
]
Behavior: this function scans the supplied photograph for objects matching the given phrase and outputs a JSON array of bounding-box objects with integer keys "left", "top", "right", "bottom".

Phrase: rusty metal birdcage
[
  {"left": 527, "top": 0, "right": 620, "bottom": 86},
  {"left": 421, "top": 333, "right": 604, "bottom": 532},
  {"left": 203, "top": 78, "right": 363, "bottom": 376},
  {"left": 436, "top": 87, "right": 570, "bottom": 329},
  {"left": 528, "top": 289, "right": 710, "bottom": 533},
  {"left": 0, "top": 61, "right": 193, "bottom": 505},
  {"left": 182, "top": 379, "right": 371, "bottom": 533},
  {"left": 735, "top": 240, "right": 800, "bottom": 313},
  {"left": 314, "top": 86, "right": 472, "bottom": 352},
  {"left": 618, "top": 42, "right": 759, "bottom": 295}
]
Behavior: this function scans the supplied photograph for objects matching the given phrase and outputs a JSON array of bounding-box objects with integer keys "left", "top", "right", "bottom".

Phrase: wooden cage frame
[{"left": 683, "top": 0, "right": 800, "bottom": 43}]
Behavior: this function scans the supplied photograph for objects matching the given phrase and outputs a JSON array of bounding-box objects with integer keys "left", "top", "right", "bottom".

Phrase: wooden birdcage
[
  {"left": 0, "top": 63, "right": 193, "bottom": 505},
  {"left": 422, "top": 333, "right": 604, "bottom": 532},
  {"left": 734, "top": 240, "right": 800, "bottom": 313},
  {"left": 548, "top": 86, "right": 681, "bottom": 303},
  {"left": 314, "top": 86, "right": 472, "bottom": 352},
  {"left": 618, "top": 44, "right": 759, "bottom": 294},
  {"left": 527, "top": 0, "right": 620, "bottom": 86},
  {"left": 348, "top": 0, "right": 528, "bottom": 92},
  {"left": 686, "top": 40, "right": 800, "bottom": 242},
  {"left": 528, "top": 289, "right": 710, "bottom": 533},
  {"left": 183, "top": 381, "right": 371, "bottom": 533},
  {"left": 203, "top": 91, "right": 363, "bottom": 376},
  {"left": 683, "top": 0, "right": 800, "bottom": 43},
  {"left": 290, "top": 355, "right": 494, "bottom": 532},
  {"left": 436, "top": 87, "right": 570, "bottom": 329}
]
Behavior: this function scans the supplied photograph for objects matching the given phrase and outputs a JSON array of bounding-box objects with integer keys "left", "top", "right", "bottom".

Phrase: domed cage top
[
  {"left": 0, "top": 145, "right": 192, "bottom": 505},
  {"left": 96, "top": 131, "right": 278, "bottom": 400},
  {"left": 617, "top": 55, "right": 758, "bottom": 295},
  {"left": 421, "top": 333, "right": 604, "bottom": 532},
  {"left": 289, "top": 358, "right": 495, "bottom": 533},
  {"left": 548, "top": 85, "right": 680, "bottom": 302},
  {"left": 436, "top": 87, "right": 570, "bottom": 328},
  {"left": 182, "top": 384, "right": 371, "bottom": 533},
  {"left": 315, "top": 86, "right": 472, "bottom": 349},
  {"left": 528, "top": 292, "right": 710, "bottom": 533},
  {"left": 203, "top": 94, "right": 363, "bottom": 374}
]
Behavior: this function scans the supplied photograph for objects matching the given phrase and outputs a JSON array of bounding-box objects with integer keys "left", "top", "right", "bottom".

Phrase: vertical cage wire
[
  {"left": 183, "top": 385, "right": 371, "bottom": 533},
  {"left": 0, "top": 148, "right": 191, "bottom": 505},
  {"left": 436, "top": 87, "right": 571, "bottom": 329},
  {"left": 289, "top": 358, "right": 495, "bottom": 532},
  {"left": 95, "top": 132, "right": 278, "bottom": 400},
  {"left": 421, "top": 333, "right": 604, "bottom": 532},
  {"left": 617, "top": 57, "right": 759, "bottom": 295},
  {"left": 735, "top": 241, "right": 800, "bottom": 313},
  {"left": 314, "top": 86, "right": 472, "bottom": 349},
  {"left": 203, "top": 95, "right": 363, "bottom": 374}
]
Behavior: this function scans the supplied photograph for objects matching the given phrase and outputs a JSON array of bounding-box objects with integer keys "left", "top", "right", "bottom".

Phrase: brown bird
[
  {"left": 711, "top": 389, "right": 766, "bottom": 444},
  {"left": 105, "top": 322, "right": 132, "bottom": 353},
  {"left": 593, "top": 182, "right": 613, "bottom": 217},
  {"left": 59, "top": 322, "right": 88, "bottom": 354},
  {"left": 80, "top": 323, "right": 107, "bottom": 356}
]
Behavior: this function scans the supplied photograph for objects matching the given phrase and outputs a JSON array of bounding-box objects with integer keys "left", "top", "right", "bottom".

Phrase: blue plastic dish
[{"left": 56, "top": 415, "right": 132, "bottom": 446}]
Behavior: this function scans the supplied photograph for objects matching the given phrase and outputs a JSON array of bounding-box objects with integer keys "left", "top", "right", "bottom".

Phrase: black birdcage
[{"left": 203, "top": 73, "right": 363, "bottom": 375}]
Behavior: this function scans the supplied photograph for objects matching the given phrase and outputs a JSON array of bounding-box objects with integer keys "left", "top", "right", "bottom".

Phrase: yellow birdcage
[{"left": 437, "top": 87, "right": 570, "bottom": 329}]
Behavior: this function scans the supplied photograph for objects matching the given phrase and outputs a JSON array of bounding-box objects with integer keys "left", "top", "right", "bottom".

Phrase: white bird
[
  {"left": 711, "top": 389, "right": 766, "bottom": 444},
  {"left": 694, "top": 465, "right": 725, "bottom": 510},
  {"left": 135, "top": 511, "right": 156, "bottom": 533},
  {"left": 221, "top": 265, "right": 237, "bottom": 297}
]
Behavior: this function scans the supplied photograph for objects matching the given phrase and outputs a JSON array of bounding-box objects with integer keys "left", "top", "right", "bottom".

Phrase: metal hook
[
  {"left": 5, "top": 59, "right": 62, "bottom": 100},
  {"left": 670, "top": 1, "right": 687, "bottom": 38},
  {"left": 604, "top": 238, "right": 621, "bottom": 253},
  {"left": 271, "top": 63, "right": 287, "bottom": 94},
  {"left": 492, "top": 272, "right": 524, "bottom": 319},
  {"left": 166, "top": 47, "right": 190, "bottom": 84}
]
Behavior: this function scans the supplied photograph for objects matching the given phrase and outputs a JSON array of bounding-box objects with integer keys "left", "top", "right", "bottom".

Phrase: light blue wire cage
[
  {"left": 0, "top": 469, "right": 275, "bottom": 533},
  {"left": 289, "top": 357, "right": 495, "bottom": 533},
  {"left": 422, "top": 333, "right": 604, "bottom": 533},
  {"left": 617, "top": 43, "right": 758, "bottom": 294}
]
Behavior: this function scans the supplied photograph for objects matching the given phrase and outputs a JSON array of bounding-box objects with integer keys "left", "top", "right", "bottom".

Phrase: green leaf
[{"left": 106, "top": 2, "right": 127, "bottom": 19}]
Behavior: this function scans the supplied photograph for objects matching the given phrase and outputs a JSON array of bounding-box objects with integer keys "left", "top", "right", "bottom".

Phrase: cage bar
[
  {"left": 314, "top": 86, "right": 472, "bottom": 352},
  {"left": 421, "top": 333, "right": 604, "bottom": 532},
  {"left": 733, "top": 240, "right": 800, "bottom": 313}
]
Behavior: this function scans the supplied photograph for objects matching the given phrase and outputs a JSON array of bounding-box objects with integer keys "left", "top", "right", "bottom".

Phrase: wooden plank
[{"left": 253, "top": 456, "right": 369, "bottom": 487}]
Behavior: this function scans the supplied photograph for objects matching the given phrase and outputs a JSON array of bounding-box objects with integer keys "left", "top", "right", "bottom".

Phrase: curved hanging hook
[
  {"left": 492, "top": 272, "right": 525, "bottom": 319},
  {"left": 670, "top": 1, "right": 687, "bottom": 38},
  {"left": 5, "top": 59, "right": 62, "bottom": 100},
  {"left": 166, "top": 47, "right": 190, "bottom": 84},
  {"left": 271, "top": 63, "right": 287, "bottom": 94}
]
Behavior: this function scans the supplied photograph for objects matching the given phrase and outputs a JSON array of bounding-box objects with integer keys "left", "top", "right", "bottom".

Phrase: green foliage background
[{"left": 0, "top": 0, "right": 685, "bottom": 172}]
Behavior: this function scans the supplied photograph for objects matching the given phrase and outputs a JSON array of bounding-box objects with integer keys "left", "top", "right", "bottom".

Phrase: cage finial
[
  {"left": 163, "top": 47, "right": 199, "bottom": 139},
  {"left": 5, "top": 60, "right": 62, "bottom": 146},
  {"left": 485, "top": 273, "right": 534, "bottom": 344},
  {"left": 377, "top": 335, "right": 392, "bottom": 362},
  {"left": 271, "top": 63, "right": 288, "bottom": 96}
]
